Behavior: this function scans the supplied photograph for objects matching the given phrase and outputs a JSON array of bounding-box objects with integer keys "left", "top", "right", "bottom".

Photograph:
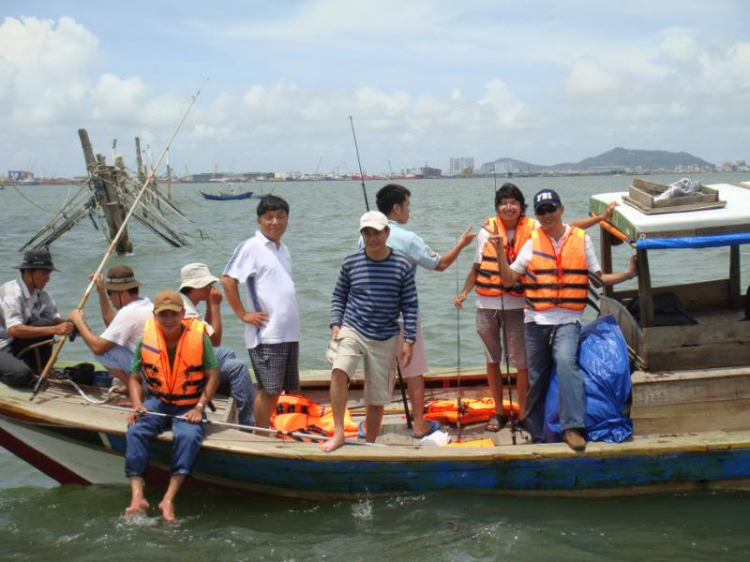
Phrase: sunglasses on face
[{"left": 536, "top": 205, "right": 559, "bottom": 216}]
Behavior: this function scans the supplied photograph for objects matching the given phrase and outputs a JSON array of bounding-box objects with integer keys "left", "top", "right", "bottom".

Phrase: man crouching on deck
[
  {"left": 124, "top": 290, "right": 219, "bottom": 521},
  {"left": 321, "top": 211, "right": 418, "bottom": 453}
]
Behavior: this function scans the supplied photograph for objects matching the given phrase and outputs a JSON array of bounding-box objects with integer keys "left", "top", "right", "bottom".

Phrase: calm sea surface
[{"left": 2, "top": 174, "right": 750, "bottom": 560}]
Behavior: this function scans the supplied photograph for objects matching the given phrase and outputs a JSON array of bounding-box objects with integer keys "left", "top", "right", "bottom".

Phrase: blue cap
[{"left": 533, "top": 189, "right": 562, "bottom": 212}]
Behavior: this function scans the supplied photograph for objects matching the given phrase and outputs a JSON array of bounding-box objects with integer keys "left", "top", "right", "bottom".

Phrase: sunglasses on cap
[{"left": 535, "top": 205, "right": 559, "bottom": 216}]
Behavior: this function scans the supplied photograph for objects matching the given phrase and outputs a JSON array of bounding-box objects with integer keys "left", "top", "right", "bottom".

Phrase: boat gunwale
[{"left": 3, "top": 385, "right": 750, "bottom": 464}]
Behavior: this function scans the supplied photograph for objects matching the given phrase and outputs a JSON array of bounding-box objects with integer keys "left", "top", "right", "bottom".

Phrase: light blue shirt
[{"left": 358, "top": 220, "right": 440, "bottom": 271}]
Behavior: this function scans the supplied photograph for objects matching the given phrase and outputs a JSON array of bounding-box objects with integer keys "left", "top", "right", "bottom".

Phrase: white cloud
[
  {"left": 0, "top": 16, "right": 97, "bottom": 125},
  {"left": 565, "top": 59, "right": 624, "bottom": 100},
  {"left": 661, "top": 27, "right": 700, "bottom": 61}
]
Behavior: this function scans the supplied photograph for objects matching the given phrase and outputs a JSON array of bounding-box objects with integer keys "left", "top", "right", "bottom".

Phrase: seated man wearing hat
[
  {"left": 0, "top": 250, "right": 74, "bottom": 387},
  {"left": 69, "top": 266, "right": 153, "bottom": 386},
  {"left": 124, "top": 290, "right": 220, "bottom": 522},
  {"left": 179, "top": 263, "right": 256, "bottom": 426}
]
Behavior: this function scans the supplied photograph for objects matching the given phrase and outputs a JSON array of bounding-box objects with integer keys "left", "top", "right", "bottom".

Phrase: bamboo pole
[{"left": 31, "top": 86, "right": 204, "bottom": 400}]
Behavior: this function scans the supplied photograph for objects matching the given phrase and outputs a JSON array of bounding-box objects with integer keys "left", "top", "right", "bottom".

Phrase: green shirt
[{"left": 130, "top": 332, "right": 219, "bottom": 374}]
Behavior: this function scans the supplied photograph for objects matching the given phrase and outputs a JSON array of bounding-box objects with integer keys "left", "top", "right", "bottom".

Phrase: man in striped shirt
[{"left": 321, "top": 211, "right": 419, "bottom": 453}]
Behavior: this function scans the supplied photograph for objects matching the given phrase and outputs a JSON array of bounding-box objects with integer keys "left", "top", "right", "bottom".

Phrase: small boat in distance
[{"left": 200, "top": 190, "right": 254, "bottom": 201}]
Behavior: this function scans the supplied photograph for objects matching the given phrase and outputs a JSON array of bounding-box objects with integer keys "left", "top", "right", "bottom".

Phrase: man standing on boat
[
  {"left": 0, "top": 250, "right": 74, "bottom": 388},
  {"left": 68, "top": 266, "right": 153, "bottom": 386},
  {"left": 374, "top": 184, "right": 476, "bottom": 439},
  {"left": 222, "top": 195, "right": 300, "bottom": 429},
  {"left": 455, "top": 184, "right": 618, "bottom": 432},
  {"left": 497, "top": 189, "right": 636, "bottom": 451},
  {"left": 179, "top": 262, "right": 256, "bottom": 426},
  {"left": 124, "top": 290, "right": 220, "bottom": 522},
  {"left": 323, "top": 211, "right": 419, "bottom": 453}
]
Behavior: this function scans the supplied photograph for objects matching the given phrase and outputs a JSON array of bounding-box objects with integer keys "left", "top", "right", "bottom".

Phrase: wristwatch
[{"left": 196, "top": 403, "right": 205, "bottom": 410}]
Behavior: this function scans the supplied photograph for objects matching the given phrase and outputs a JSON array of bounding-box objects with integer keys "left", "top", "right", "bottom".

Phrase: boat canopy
[{"left": 590, "top": 183, "right": 750, "bottom": 242}]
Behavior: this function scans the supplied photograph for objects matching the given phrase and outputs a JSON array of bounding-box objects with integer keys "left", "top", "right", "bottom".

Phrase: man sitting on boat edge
[
  {"left": 322, "top": 211, "right": 419, "bottom": 453},
  {"left": 0, "top": 250, "right": 74, "bottom": 388},
  {"left": 179, "top": 262, "right": 256, "bottom": 426},
  {"left": 69, "top": 266, "right": 153, "bottom": 387},
  {"left": 498, "top": 189, "right": 637, "bottom": 452},
  {"left": 124, "top": 290, "right": 220, "bottom": 522}
]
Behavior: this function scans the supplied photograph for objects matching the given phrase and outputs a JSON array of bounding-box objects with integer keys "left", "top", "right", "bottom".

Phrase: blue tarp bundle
[{"left": 544, "top": 315, "right": 633, "bottom": 443}]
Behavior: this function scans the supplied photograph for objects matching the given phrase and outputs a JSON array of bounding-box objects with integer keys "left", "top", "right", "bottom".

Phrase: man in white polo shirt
[
  {"left": 222, "top": 195, "right": 300, "bottom": 429},
  {"left": 69, "top": 266, "right": 153, "bottom": 386}
]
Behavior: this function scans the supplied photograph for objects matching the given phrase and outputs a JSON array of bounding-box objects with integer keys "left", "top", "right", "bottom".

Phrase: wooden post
[
  {"left": 135, "top": 137, "right": 145, "bottom": 182},
  {"left": 730, "top": 245, "right": 741, "bottom": 310},
  {"left": 96, "top": 154, "right": 133, "bottom": 255},
  {"left": 166, "top": 148, "right": 172, "bottom": 201},
  {"left": 636, "top": 248, "right": 654, "bottom": 327},
  {"left": 78, "top": 129, "right": 96, "bottom": 171}
]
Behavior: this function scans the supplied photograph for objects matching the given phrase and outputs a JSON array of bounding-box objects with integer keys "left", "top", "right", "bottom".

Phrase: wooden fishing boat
[
  {"left": 2, "top": 180, "right": 750, "bottom": 499},
  {"left": 199, "top": 190, "right": 254, "bottom": 201}
]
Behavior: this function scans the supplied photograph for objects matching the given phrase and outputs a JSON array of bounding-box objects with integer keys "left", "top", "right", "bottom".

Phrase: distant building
[
  {"left": 449, "top": 157, "right": 474, "bottom": 176},
  {"left": 421, "top": 166, "right": 442, "bottom": 178},
  {"left": 8, "top": 170, "right": 34, "bottom": 181}
]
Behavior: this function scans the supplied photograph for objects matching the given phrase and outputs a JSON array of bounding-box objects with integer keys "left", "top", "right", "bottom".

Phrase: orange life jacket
[
  {"left": 141, "top": 317, "right": 206, "bottom": 407},
  {"left": 524, "top": 227, "right": 590, "bottom": 312},
  {"left": 424, "top": 397, "right": 521, "bottom": 425},
  {"left": 271, "top": 395, "right": 358, "bottom": 438},
  {"left": 476, "top": 216, "right": 535, "bottom": 298}
]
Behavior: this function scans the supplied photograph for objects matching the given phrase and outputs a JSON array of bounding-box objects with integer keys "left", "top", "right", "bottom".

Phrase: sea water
[{"left": 2, "top": 174, "right": 750, "bottom": 560}]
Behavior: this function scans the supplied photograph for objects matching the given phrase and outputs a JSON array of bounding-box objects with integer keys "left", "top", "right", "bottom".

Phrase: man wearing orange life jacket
[
  {"left": 497, "top": 189, "right": 637, "bottom": 452},
  {"left": 455, "top": 184, "right": 618, "bottom": 433},
  {"left": 124, "top": 290, "right": 220, "bottom": 522}
]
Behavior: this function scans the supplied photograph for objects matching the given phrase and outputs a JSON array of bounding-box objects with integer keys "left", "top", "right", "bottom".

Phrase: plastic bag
[
  {"left": 544, "top": 315, "right": 633, "bottom": 443},
  {"left": 654, "top": 178, "right": 703, "bottom": 201}
]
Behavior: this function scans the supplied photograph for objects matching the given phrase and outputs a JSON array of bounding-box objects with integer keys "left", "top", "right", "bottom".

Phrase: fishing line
[
  {"left": 348, "top": 116, "right": 370, "bottom": 211},
  {"left": 455, "top": 237, "right": 464, "bottom": 443}
]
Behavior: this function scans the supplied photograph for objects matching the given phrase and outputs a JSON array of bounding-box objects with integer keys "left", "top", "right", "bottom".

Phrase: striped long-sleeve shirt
[{"left": 330, "top": 249, "right": 419, "bottom": 341}]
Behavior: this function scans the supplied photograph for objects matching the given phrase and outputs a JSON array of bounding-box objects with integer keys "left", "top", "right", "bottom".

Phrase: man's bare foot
[
  {"left": 319, "top": 434, "right": 346, "bottom": 453},
  {"left": 158, "top": 499, "right": 177, "bottom": 522},
  {"left": 124, "top": 498, "right": 149, "bottom": 518}
]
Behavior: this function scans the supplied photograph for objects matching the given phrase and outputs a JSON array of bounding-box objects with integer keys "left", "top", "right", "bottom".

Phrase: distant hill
[{"left": 480, "top": 147, "right": 714, "bottom": 173}]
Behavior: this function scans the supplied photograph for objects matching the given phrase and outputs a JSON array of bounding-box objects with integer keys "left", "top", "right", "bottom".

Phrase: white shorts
[{"left": 395, "top": 319, "right": 428, "bottom": 379}]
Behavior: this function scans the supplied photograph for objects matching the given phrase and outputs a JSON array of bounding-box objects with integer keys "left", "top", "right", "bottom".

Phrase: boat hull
[{"left": 3, "top": 413, "right": 750, "bottom": 499}]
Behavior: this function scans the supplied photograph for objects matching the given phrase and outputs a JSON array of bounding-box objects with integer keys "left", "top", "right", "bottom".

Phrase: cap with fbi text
[{"left": 533, "top": 189, "right": 563, "bottom": 212}]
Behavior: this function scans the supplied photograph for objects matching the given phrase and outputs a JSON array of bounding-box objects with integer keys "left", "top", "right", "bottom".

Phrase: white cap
[
  {"left": 359, "top": 211, "right": 389, "bottom": 232},
  {"left": 179, "top": 263, "right": 219, "bottom": 290}
]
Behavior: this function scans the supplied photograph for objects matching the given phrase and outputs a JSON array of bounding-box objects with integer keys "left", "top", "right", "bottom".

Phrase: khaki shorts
[
  {"left": 395, "top": 319, "right": 428, "bottom": 378},
  {"left": 326, "top": 326, "right": 399, "bottom": 406},
  {"left": 476, "top": 308, "right": 527, "bottom": 368}
]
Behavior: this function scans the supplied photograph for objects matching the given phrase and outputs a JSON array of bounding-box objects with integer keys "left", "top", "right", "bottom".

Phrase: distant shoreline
[{"left": 3, "top": 169, "right": 750, "bottom": 187}]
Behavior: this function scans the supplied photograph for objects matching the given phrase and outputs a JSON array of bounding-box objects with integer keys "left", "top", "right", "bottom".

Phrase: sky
[{"left": 1, "top": 0, "right": 749, "bottom": 177}]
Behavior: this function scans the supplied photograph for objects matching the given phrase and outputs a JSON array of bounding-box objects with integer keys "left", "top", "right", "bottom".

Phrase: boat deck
[{"left": 3, "top": 382, "right": 749, "bottom": 463}]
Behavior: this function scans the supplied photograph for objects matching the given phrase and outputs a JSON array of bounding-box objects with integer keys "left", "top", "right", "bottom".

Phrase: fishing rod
[
  {"left": 348, "top": 116, "right": 370, "bottom": 211},
  {"left": 98, "top": 404, "right": 382, "bottom": 447},
  {"left": 498, "top": 276, "right": 518, "bottom": 445},
  {"left": 455, "top": 245, "right": 465, "bottom": 443},
  {"left": 31, "top": 82, "right": 206, "bottom": 401},
  {"left": 348, "top": 115, "right": 412, "bottom": 430},
  {"left": 491, "top": 171, "right": 518, "bottom": 445}
]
